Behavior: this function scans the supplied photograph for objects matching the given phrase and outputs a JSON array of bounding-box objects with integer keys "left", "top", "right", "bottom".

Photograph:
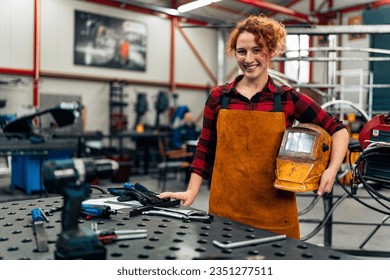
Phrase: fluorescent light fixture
[{"left": 177, "top": 0, "right": 222, "bottom": 13}]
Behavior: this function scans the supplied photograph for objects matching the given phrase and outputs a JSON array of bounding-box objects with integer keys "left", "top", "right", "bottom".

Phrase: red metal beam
[
  {"left": 0, "top": 68, "right": 34, "bottom": 76},
  {"left": 372, "top": 0, "right": 390, "bottom": 9},
  {"left": 33, "top": 0, "right": 40, "bottom": 108},
  {"left": 268, "top": 0, "right": 304, "bottom": 18},
  {"left": 237, "top": 0, "right": 319, "bottom": 24},
  {"left": 41, "top": 70, "right": 209, "bottom": 90},
  {"left": 169, "top": 17, "right": 176, "bottom": 93},
  {"left": 322, "top": 0, "right": 390, "bottom": 18}
]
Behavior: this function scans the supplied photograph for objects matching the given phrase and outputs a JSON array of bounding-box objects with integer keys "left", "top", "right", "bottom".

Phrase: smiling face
[{"left": 235, "top": 31, "right": 273, "bottom": 83}]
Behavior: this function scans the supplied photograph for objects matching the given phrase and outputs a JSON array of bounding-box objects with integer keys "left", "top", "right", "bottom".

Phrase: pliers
[{"left": 142, "top": 206, "right": 213, "bottom": 222}]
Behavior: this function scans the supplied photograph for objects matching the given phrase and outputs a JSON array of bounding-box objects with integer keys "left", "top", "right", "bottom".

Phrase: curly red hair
[{"left": 226, "top": 14, "right": 286, "bottom": 57}]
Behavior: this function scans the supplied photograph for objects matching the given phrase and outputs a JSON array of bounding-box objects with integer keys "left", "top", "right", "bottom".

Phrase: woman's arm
[{"left": 317, "top": 128, "right": 349, "bottom": 196}]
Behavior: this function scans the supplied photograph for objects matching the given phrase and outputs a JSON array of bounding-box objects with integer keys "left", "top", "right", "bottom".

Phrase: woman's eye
[
  {"left": 236, "top": 50, "right": 246, "bottom": 56},
  {"left": 252, "top": 48, "right": 261, "bottom": 54}
]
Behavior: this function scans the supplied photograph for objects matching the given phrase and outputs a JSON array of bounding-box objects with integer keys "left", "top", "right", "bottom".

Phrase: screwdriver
[{"left": 81, "top": 204, "right": 123, "bottom": 219}]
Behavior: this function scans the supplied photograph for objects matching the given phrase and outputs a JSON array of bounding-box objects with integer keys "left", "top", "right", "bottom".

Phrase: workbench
[{"left": 0, "top": 194, "right": 359, "bottom": 260}]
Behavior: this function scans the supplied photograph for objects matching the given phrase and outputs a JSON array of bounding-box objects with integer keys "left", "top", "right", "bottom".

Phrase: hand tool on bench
[
  {"left": 142, "top": 206, "right": 213, "bottom": 222},
  {"left": 80, "top": 204, "right": 124, "bottom": 219},
  {"left": 213, "top": 234, "right": 286, "bottom": 249},
  {"left": 91, "top": 223, "right": 147, "bottom": 244},
  {"left": 31, "top": 208, "right": 49, "bottom": 252}
]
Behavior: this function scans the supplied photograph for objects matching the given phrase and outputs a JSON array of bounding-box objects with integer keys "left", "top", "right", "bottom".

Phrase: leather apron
[{"left": 208, "top": 95, "right": 300, "bottom": 239}]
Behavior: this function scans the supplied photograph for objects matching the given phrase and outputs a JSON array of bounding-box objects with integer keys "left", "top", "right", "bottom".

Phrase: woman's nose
[{"left": 244, "top": 51, "right": 255, "bottom": 62}]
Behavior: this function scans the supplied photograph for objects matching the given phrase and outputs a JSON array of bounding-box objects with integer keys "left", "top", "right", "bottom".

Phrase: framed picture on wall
[
  {"left": 348, "top": 15, "right": 366, "bottom": 40},
  {"left": 74, "top": 10, "right": 147, "bottom": 71}
]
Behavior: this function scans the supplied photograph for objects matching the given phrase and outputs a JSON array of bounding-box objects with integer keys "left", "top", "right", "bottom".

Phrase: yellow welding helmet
[{"left": 273, "top": 123, "right": 332, "bottom": 192}]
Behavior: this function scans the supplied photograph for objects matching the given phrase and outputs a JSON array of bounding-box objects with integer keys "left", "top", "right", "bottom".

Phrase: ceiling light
[{"left": 177, "top": 0, "right": 222, "bottom": 13}]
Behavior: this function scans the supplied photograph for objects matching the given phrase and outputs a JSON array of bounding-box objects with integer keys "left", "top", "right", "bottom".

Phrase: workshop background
[{"left": 1, "top": 0, "right": 390, "bottom": 260}]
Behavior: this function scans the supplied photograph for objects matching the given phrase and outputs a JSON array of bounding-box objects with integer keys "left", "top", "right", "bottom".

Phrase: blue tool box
[{"left": 11, "top": 150, "right": 74, "bottom": 195}]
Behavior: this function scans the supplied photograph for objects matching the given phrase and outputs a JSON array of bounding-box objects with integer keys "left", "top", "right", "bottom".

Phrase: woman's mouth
[{"left": 244, "top": 64, "right": 259, "bottom": 70}]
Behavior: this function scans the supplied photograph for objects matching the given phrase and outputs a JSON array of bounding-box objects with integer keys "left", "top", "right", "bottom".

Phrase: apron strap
[
  {"left": 273, "top": 85, "right": 282, "bottom": 112},
  {"left": 220, "top": 87, "right": 233, "bottom": 109},
  {"left": 221, "top": 85, "right": 283, "bottom": 112}
]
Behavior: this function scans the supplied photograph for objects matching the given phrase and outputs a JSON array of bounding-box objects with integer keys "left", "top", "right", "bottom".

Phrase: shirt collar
[
  {"left": 229, "top": 74, "right": 278, "bottom": 94},
  {"left": 267, "top": 77, "right": 279, "bottom": 94}
]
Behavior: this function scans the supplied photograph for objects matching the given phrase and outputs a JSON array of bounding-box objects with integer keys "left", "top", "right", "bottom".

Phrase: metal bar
[
  {"left": 0, "top": 67, "right": 34, "bottom": 76},
  {"left": 286, "top": 47, "right": 390, "bottom": 55},
  {"left": 286, "top": 24, "right": 390, "bottom": 35},
  {"left": 299, "top": 219, "right": 390, "bottom": 227},
  {"left": 359, "top": 215, "right": 390, "bottom": 249},
  {"left": 323, "top": 190, "right": 333, "bottom": 247},
  {"left": 238, "top": 0, "right": 318, "bottom": 23},
  {"left": 273, "top": 57, "right": 390, "bottom": 62},
  {"left": 213, "top": 235, "right": 287, "bottom": 249},
  {"left": 333, "top": 249, "right": 390, "bottom": 258},
  {"left": 289, "top": 83, "right": 390, "bottom": 89}
]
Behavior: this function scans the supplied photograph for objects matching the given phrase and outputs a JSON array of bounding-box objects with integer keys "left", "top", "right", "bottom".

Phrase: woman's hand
[
  {"left": 316, "top": 168, "right": 338, "bottom": 196},
  {"left": 158, "top": 191, "right": 196, "bottom": 206}
]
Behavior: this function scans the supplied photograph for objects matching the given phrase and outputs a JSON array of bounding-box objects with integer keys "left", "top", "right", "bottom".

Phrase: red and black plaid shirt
[{"left": 191, "top": 75, "right": 346, "bottom": 180}]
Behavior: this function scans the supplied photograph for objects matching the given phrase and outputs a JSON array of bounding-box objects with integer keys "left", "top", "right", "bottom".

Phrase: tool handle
[
  {"left": 81, "top": 204, "right": 112, "bottom": 218},
  {"left": 107, "top": 187, "right": 129, "bottom": 196},
  {"left": 123, "top": 182, "right": 135, "bottom": 189},
  {"left": 31, "top": 208, "right": 45, "bottom": 222}
]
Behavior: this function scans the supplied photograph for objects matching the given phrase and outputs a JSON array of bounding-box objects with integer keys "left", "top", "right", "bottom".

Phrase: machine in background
[{"left": 353, "top": 112, "right": 390, "bottom": 192}]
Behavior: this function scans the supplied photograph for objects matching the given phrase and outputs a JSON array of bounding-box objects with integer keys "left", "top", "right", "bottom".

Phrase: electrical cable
[
  {"left": 335, "top": 143, "right": 390, "bottom": 215},
  {"left": 89, "top": 185, "right": 108, "bottom": 194},
  {"left": 301, "top": 147, "right": 390, "bottom": 242},
  {"left": 337, "top": 175, "right": 390, "bottom": 215},
  {"left": 354, "top": 143, "right": 390, "bottom": 206},
  {"left": 300, "top": 192, "right": 348, "bottom": 241},
  {"left": 298, "top": 195, "right": 322, "bottom": 216}
]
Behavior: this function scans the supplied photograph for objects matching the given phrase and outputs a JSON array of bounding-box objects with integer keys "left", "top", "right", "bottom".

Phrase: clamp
[{"left": 142, "top": 206, "right": 213, "bottom": 222}]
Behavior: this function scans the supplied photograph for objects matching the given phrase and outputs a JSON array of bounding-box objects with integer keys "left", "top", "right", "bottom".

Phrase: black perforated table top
[{"left": 0, "top": 195, "right": 357, "bottom": 260}]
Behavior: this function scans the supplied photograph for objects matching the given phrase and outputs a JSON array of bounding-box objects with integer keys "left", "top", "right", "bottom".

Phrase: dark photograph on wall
[{"left": 74, "top": 10, "right": 147, "bottom": 71}]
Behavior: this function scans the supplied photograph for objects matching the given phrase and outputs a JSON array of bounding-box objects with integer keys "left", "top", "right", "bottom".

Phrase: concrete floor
[{"left": 1, "top": 169, "right": 390, "bottom": 259}]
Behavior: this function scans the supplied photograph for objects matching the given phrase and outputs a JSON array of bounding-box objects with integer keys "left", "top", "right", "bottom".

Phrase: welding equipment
[
  {"left": 274, "top": 123, "right": 332, "bottom": 192},
  {"left": 41, "top": 158, "right": 118, "bottom": 259},
  {"left": 353, "top": 112, "right": 390, "bottom": 191}
]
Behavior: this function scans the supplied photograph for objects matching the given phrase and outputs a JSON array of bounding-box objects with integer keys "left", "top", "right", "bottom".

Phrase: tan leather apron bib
[{"left": 209, "top": 109, "right": 300, "bottom": 239}]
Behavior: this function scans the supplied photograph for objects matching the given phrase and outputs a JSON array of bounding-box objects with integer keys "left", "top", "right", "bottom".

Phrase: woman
[{"left": 159, "top": 14, "right": 349, "bottom": 239}]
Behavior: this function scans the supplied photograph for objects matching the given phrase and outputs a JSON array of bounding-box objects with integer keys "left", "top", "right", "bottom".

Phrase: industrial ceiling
[{"left": 98, "top": 0, "right": 383, "bottom": 26}]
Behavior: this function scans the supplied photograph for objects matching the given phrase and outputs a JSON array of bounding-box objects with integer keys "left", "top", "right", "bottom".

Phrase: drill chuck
[{"left": 42, "top": 158, "right": 119, "bottom": 193}]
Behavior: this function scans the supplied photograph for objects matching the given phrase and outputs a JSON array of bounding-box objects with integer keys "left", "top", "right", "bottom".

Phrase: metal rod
[
  {"left": 273, "top": 57, "right": 390, "bottom": 62},
  {"left": 213, "top": 235, "right": 286, "bottom": 249},
  {"left": 359, "top": 215, "right": 390, "bottom": 249},
  {"left": 286, "top": 47, "right": 390, "bottom": 55},
  {"left": 286, "top": 25, "right": 390, "bottom": 35}
]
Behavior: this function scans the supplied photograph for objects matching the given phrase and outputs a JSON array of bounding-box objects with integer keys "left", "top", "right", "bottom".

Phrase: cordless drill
[{"left": 42, "top": 158, "right": 118, "bottom": 260}]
